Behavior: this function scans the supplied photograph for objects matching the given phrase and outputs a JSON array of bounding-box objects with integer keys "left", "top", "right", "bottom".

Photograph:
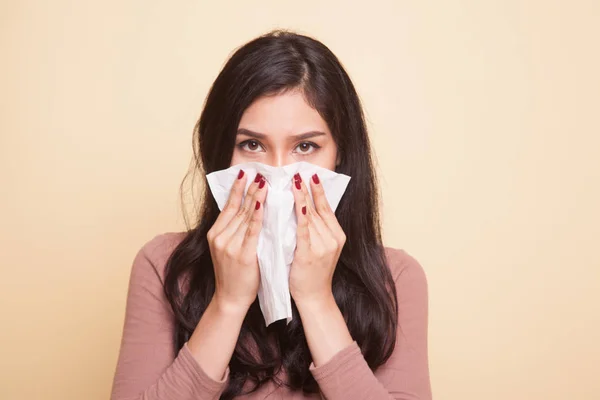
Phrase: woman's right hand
[{"left": 206, "top": 170, "right": 267, "bottom": 314}]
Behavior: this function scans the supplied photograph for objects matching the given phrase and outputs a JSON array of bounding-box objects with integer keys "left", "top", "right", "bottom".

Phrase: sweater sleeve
[
  {"left": 110, "top": 234, "right": 229, "bottom": 400},
  {"left": 309, "top": 248, "right": 432, "bottom": 400}
]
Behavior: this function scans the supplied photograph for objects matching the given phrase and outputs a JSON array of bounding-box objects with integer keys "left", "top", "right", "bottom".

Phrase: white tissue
[{"left": 206, "top": 161, "right": 351, "bottom": 326}]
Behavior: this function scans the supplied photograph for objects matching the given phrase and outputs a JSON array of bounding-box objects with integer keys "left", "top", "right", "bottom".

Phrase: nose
[{"left": 265, "top": 151, "right": 296, "bottom": 167}]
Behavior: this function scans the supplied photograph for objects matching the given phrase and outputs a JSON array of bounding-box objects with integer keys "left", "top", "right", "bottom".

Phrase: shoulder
[
  {"left": 131, "top": 231, "right": 188, "bottom": 283},
  {"left": 383, "top": 247, "right": 428, "bottom": 297}
]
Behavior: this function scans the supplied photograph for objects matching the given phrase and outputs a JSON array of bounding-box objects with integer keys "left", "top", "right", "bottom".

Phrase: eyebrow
[{"left": 236, "top": 128, "right": 327, "bottom": 141}]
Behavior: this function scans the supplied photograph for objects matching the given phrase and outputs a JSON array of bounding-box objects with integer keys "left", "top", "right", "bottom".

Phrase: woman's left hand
[{"left": 289, "top": 172, "right": 346, "bottom": 306}]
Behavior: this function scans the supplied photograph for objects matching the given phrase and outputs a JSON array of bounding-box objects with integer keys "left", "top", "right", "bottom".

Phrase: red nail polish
[
  {"left": 255, "top": 201, "right": 261, "bottom": 210},
  {"left": 295, "top": 180, "right": 301, "bottom": 190},
  {"left": 237, "top": 170, "right": 244, "bottom": 179},
  {"left": 254, "top": 173, "right": 262, "bottom": 183},
  {"left": 302, "top": 206, "right": 306, "bottom": 215},
  {"left": 312, "top": 174, "right": 320, "bottom": 184},
  {"left": 294, "top": 173, "right": 302, "bottom": 182},
  {"left": 259, "top": 178, "right": 266, "bottom": 189}
]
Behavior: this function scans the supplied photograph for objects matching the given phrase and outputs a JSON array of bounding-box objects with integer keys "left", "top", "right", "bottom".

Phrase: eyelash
[{"left": 237, "top": 140, "right": 321, "bottom": 154}]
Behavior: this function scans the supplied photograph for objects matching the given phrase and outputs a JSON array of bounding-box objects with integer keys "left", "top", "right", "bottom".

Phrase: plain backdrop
[{"left": 1, "top": 1, "right": 599, "bottom": 399}]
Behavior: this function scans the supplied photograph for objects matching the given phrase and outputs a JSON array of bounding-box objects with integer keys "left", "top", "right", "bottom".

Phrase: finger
[
  {"left": 291, "top": 173, "right": 311, "bottom": 253},
  {"left": 292, "top": 173, "right": 329, "bottom": 255},
  {"left": 292, "top": 176, "right": 339, "bottom": 262},
  {"left": 309, "top": 173, "right": 344, "bottom": 238},
  {"left": 295, "top": 173, "right": 330, "bottom": 239},
  {"left": 220, "top": 173, "right": 266, "bottom": 239},
  {"left": 234, "top": 175, "right": 268, "bottom": 248},
  {"left": 240, "top": 182, "right": 268, "bottom": 255},
  {"left": 210, "top": 168, "right": 247, "bottom": 235}
]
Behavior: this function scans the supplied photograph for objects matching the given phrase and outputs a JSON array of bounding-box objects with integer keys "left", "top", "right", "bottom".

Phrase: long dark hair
[{"left": 164, "top": 30, "right": 398, "bottom": 399}]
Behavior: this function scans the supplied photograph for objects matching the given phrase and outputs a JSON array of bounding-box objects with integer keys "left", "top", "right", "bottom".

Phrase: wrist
[
  {"left": 294, "top": 291, "right": 337, "bottom": 314},
  {"left": 211, "top": 294, "right": 252, "bottom": 319}
]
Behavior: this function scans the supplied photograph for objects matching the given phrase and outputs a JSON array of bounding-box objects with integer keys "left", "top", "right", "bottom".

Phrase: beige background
[{"left": 1, "top": 1, "right": 599, "bottom": 399}]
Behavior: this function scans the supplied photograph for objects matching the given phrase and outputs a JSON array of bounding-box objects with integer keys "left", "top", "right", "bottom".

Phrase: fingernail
[
  {"left": 254, "top": 173, "right": 263, "bottom": 183},
  {"left": 237, "top": 169, "right": 244, "bottom": 179},
  {"left": 255, "top": 201, "right": 261, "bottom": 210},
  {"left": 302, "top": 206, "right": 306, "bottom": 215},
  {"left": 294, "top": 173, "right": 302, "bottom": 182},
  {"left": 312, "top": 173, "right": 320, "bottom": 184},
  {"left": 259, "top": 178, "right": 266, "bottom": 189},
  {"left": 295, "top": 180, "right": 301, "bottom": 190}
]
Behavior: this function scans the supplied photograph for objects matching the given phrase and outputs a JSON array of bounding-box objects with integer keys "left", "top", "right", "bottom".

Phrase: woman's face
[{"left": 231, "top": 90, "right": 338, "bottom": 170}]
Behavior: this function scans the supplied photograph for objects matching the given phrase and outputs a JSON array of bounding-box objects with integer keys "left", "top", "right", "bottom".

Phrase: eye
[
  {"left": 294, "top": 142, "right": 320, "bottom": 155},
  {"left": 238, "top": 140, "right": 264, "bottom": 153}
]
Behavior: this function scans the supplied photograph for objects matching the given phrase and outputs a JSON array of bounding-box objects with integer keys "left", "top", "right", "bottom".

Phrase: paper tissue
[{"left": 206, "top": 161, "right": 351, "bottom": 326}]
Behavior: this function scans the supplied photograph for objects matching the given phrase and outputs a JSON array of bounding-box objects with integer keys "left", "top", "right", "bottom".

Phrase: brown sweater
[{"left": 110, "top": 232, "right": 431, "bottom": 399}]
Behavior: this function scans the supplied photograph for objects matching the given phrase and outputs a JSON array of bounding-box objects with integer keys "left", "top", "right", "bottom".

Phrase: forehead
[{"left": 238, "top": 90, "right": 330, "bottom": 137}]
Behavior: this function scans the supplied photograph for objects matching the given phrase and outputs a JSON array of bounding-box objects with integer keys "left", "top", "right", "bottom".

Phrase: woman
[{"left": 111, "top": 30, "right": 431, "bottom": 400}]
